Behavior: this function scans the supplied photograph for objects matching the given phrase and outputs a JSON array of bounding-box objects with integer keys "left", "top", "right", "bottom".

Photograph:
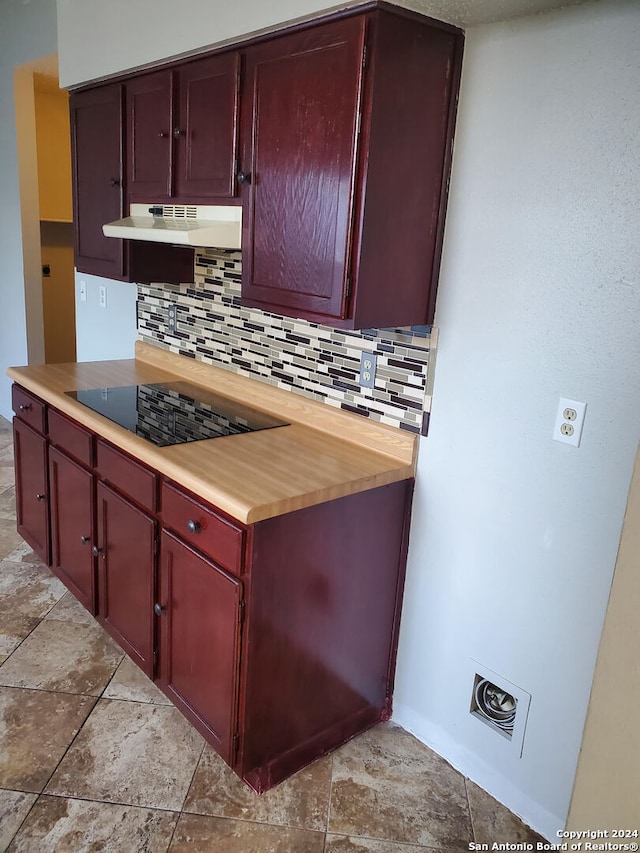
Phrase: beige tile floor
[{"left": 0, "top": 414, "right": 545, "bottom": 852}]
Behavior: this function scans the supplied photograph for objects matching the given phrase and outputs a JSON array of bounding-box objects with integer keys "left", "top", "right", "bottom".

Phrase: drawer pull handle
[
  {"left": 36, "top": 493, "right": 46, "bottom": 502},
  {"left": 19, "top": 404, "right": 32, "bottom": 412},
  {"left": 187, "top": 519, "right": 201, "bottom": 534},
  {"left": 92, "top": 546, "right": 104, "bottom": 557},
  {"left": 154, "top": 603, "right": 166, "bottom": 616},
  {"left": 81, "top": 536, "right": 90, "bottom": 544}
]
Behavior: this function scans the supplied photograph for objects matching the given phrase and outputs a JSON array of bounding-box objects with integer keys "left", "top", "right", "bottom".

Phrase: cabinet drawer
[
  {"left": 161, "top": 482, "right": 244, "bottom": 575},
  {"left": 96, "top": 440, "right": 157, "bottom": 513},
  {"left": 48, "top": 409, "right": 94, "bottom": 468},
  {"left": 12, "top": 385, "right": 46, "bottom": 434}
]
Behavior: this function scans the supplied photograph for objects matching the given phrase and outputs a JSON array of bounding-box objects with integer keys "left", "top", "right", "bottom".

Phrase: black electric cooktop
[{"left": 66, "top": 381, "right": 289, "bottom": 447}]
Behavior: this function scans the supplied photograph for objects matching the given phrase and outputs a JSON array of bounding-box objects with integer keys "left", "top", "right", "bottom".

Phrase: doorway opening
[{"left": 14, "top": 53, "right": 76, "bottom": 365}]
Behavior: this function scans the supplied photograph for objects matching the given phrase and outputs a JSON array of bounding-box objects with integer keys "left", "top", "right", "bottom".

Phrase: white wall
[
  {"left": 0, "top": 0, "right": 58, "bottom": 420},
  {"left": 54, "top": 0, "right": 594, "bottom": 87},
  {"left": 57, "top": 0, "right": 364, "bottom": 87},
  {"left": 74, "top": 272, "right": 137, "bottom": 362},
  {"left": 394, "top": 0, "right": 640, "bottom": 837}
]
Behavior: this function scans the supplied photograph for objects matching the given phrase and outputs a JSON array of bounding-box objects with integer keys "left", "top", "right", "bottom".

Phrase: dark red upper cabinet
[
  {"left": 70, "top": 84, "right": 126, "bottom": 279},
  {"left": 241, "top": 8, "right": 463, "bottom": 329},
  {"left": 174, "top": 52, "right": 240, "bottom": 199},
  {"left": 241, "top": 16, "right": 365, "bottom": 322},
  {"left": 126, "top": 70, "right": 173, "bottom": 201},
  {"left": 71, "top": 83, "right": 193, "bottom": 284},
  {"left": 127, "top": 53, "right": 240, "bottom": 204}
]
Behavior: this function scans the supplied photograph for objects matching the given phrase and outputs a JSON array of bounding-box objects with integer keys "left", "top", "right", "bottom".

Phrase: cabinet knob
[
  {"left": 81, "top": 536, "right": 90, "bottom": 544},
  {"left": 158, "top": 130, "right": 169, "bottom": 138},
  {"left": 92, "top": 545, "right": 104, "bottom": 557},
  {"left": 35, "top": 493, "right": 46, "bottom": 502},
  {"left": 173, "top": 128, "right": 186, "bottom": 138},
  {"left": 154, "top": 603, "right": 166, "bottom": 616},
  {"left": 110, "top": 178, "right": 120, "bottom": 187},
  {"left": 187, "top": 519, "right": 201, "bottom": 534},
  {"left": 19, "top": 404, "right": 32, "bottom": 412},
  {"left": 236, "top": 171, "right": 251, "bottom": 185}
]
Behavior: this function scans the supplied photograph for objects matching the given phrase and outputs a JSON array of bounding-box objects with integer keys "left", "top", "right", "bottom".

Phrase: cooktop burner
[{"left": 66, "top": 381, "right": 289, "bottom": 447}]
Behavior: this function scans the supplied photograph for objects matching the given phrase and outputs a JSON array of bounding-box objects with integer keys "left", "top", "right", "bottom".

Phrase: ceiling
[{"left": 387, "top": 0, "right": 592, "bottom": 27}]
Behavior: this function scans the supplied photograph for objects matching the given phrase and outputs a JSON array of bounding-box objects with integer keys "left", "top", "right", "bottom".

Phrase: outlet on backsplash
[
  {"left": 137, "top": 250, "right": 436, "bottom": 436},
  {"left": 167, "top": 304, "right": 177, "bottom": 333}
]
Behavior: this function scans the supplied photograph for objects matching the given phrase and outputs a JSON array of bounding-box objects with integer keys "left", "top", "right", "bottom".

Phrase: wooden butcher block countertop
[{"left": 7, "top": 342, "right": 417, "bottom": 524}]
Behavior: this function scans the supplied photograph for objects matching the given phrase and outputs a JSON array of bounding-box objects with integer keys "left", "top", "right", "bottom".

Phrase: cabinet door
[
  {"left": 70, "top": 84, "right": 126, "bottom": 279},
  {"left": 241, "top": 16, "right": 366, "bottom": 320},
  {"left": 158, "top": 531, "right": 242, "bottom": 762},
  {"left": 96, "top": 482, "right": 155, "bottom": 676},
  {"left": 49, "top": 446, "right": 96, "bottom": 613},
  {"left": 13, "top": 419, "right": 50, "bottom": 565},
  {"left": 126, "top": 70, "right": 173, "bottom": 201},
  {"left": 174, "top": 52, "right": 240, "bottom": 200}
]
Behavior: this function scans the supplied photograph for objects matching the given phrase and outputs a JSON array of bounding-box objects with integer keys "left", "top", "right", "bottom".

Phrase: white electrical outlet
[
  {"left": 99, "top": 285, "right": 107, "bottom": 309},
  {"left": 553, "top": 397, "right": 586, "bottom": 447},
  {"left": 79, "top": 280, "right": 87, "bottom": 302}
]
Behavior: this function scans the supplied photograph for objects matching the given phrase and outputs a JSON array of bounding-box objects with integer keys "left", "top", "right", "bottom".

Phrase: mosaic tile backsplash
[{"left": 136, "top": 249, "right": 434, "bottom": 435}]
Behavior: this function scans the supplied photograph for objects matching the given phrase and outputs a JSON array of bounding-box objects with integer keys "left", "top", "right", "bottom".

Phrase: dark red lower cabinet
[
  {"left": 10, "top": 387, "right": 415, "bottom": 793},
  {"left": 13, "top": 418, "right": 50, "bottom": 565},
  {"left": 96, "top": 481, "right": 155, "bottom": 676},
  {"left": 49, "top": 446, "right": 96, "bottom": 613},
  {"left": 157, "top": 530, "right": 243, "bottom": 763}
]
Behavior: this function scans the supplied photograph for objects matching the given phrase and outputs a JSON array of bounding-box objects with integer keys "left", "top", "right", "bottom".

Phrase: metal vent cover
[
  {"left": 468, "top": 661, "right": 532, "bottom": 757},
  {"left": 161, "top": 205, "right": 199, "bottom": 220}
]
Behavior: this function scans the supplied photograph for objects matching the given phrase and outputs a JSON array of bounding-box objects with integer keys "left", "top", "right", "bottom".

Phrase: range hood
[{"left": 103, "top": 204, "right": 241, "bottom": 249}]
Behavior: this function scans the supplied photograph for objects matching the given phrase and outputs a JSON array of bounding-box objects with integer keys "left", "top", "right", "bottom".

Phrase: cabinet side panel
[
  {"left": 352, "top": 12, "right": 463, "bottom": 328},
  {"left": 241, "top": 480, "right": 412, "bottom": 783}
]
